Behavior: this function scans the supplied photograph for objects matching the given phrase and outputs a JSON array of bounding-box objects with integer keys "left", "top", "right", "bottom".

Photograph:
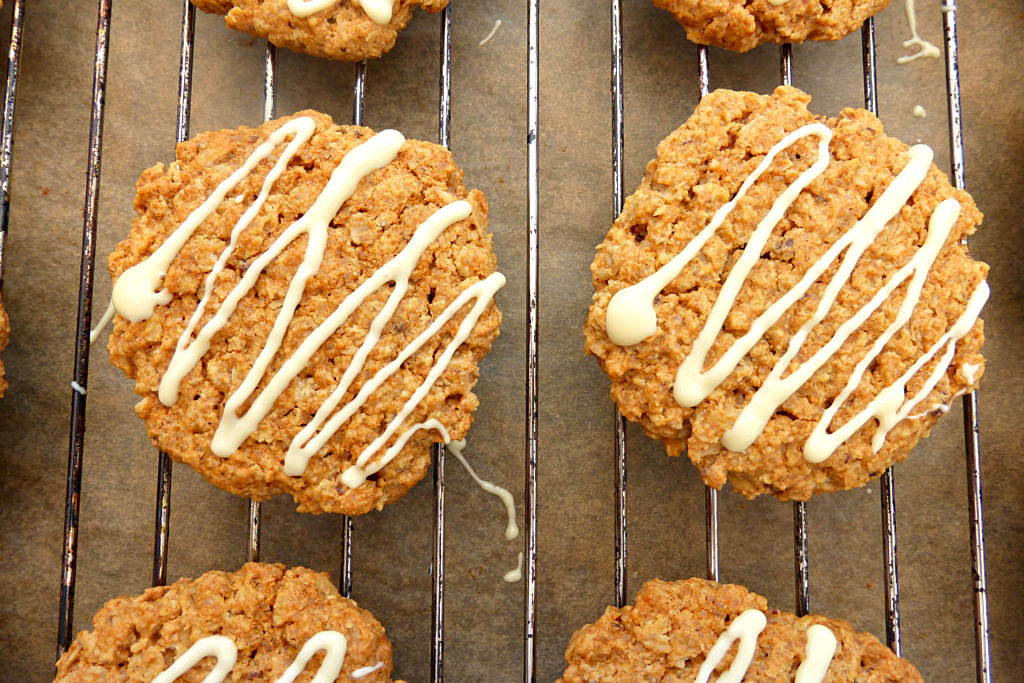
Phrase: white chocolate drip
[
  {"left": 152, "top": 635, "right": 237, "bottom": 683},
  {"left": 794, "top": 624, "right": 837, "bottom": 683},
  {"left": 352, "top": 661, "right": 385, "bottom": 679},
  {"left": 286, "top": 0, "right": 394, "bottom": 25},
  {"left": 448, "top": 438, "right": 519, "bottom": 540},
  {"left": 276, "top": 631, "right": 347, "bottom": 683},
  {"left": 503, "top": 551, "right": 524, "bottom": 583},
  {"left": 605, "top": 124, "right": 987, "bottom": 464},
  {"left": 695, "top": 609, "right": 767, "bottom": 683},
  {"left": 767, "top": 0, "right": 790, "bottom": 5},
  {"left": 154, "top": 631, "right": 348, "bottom": 683},
  {"left": 898, "top": 0, "right": 941, "bottom": 64},
  {"left": 89, "top": 301, "right": 115, "bottom": 344},
  {"left": 109, "top": 118, "right": 504, "bottom": 484}
]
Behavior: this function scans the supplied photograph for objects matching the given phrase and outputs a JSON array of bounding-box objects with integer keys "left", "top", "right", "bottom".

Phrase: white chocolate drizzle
[
  {"left": 448, "top": 438, "right": 519, "bottom": 540},
  {"left": 794, "top": 624, "right": 837, "bottom": 683},
  {"left": 152, "top": 635, "right": 237, "bottom": 683},
  {"left": 154, "top": 631, "right": 348, "bottom": 683},
  {"left": 503, "top": 551, "right": 524, "bottom": 583},
  {"left": 109, "top": 117, "right": 505, "bottom": 486},
  {"left": 695, "top": 609, "right": 767, "bottom": 683},
  {"left": 352, "top": 661, "right": 385, "bottom": 679},
  {"left": 287, "top": 0, "right": 394, "bottom": 25},
  {"left": 604, "top": 123, "right": 987, "bottom": 464},
  {"left": 898, "top": 0, "right": 941, "bottom": 64}
]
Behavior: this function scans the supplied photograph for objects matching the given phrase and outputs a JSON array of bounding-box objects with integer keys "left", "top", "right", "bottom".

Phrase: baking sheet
[{"left": 0, "top": 0, "right": 1020, "bottom": 679}]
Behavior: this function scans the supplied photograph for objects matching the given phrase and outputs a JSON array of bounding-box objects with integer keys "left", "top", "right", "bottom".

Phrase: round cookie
[
  {"left": 105, "top": 110, "right": 502, "bottom": 514},
  {"left": 55, "top": 563, "right": 398, "bottom": 681},
  {"left": 559, "top": 577, "right": 922, "bottom": 681},
  {"left": 650, "top": 0, "right": 891, "bottom": 53},
  {"left": 191, "top": 0, "right": 449, "bottom": 62},
  {"left": 584, "top": 86, "right": 986, "bottom": 500}
]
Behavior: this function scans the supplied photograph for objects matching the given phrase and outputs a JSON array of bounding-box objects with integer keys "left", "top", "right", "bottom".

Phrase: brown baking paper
[{"left": 0, "top": 1, "right": 1020, "bottom": 680}]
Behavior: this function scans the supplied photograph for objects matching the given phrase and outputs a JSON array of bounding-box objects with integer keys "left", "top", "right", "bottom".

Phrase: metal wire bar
[
  {"left": 242, "top": 42, "right": 279, "bottom": 567},
  {"left": 0, "top": 0, "right": 25, "bottom": 289},
  {"left": 941, "top": 3, "right": 991, "bottom": 680},
  {"left": 693, "top": 45, "right": 720, "bottom": 584},
  {"left": 777, "top": 41, "right": 812, "bottom": 618},
  {"left": 859, "top": 16, "right": 904, "bottom": 655},
  {"left": 609, "top": 0, "right": 628, "bottom": 611},
  {"left": 57, "top": 0, "right": 113, "bottom": 657},
  {"left": 524, "top": 0, "right": 540, "bottom": 679},
  {"left": 337, "top": 59, "right": 366, "bottom": 600},
  {"left": 430, "top": 7, "right": 453, "bottom": 680},
  {"left": 152, "top": 0, "right": 197, "bottom": 590}
]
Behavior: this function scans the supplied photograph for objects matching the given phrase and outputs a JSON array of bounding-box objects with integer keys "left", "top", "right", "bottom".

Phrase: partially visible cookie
[
  {"left": 560, "top": 578, "right": 921, "bottom": 682},
  {"left": 0, "top": 293, "right": 8, "bottom": 397},
  {"left": 585, "top": 86, "right": 986, "bottom": 500},
  {"left": 192, "top": 0, "right": 449, "bottom": 61},
  {"left": 106, "top": 110, "right": 502, "bottom": 515},
  {"left": 55, "top": 563, "right": 397, "bottom": 681},
  {"left": 650, "top": 0, "right": 891, "bottom": 52}
]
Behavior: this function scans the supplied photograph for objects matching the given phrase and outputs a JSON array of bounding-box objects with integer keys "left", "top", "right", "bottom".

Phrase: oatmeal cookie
[
  {"left": 584, "top": 86, "right": 986, "bottom": 500},
  {"left": 650, "top": 0, "right": 891, "bottom": 53},
  {"left": 106, "top": 110, "right": 502, "bottom": 514},
  {"left": 560, "top": 578, "right": 921, "bottom": 681},
  {"left": 192, "top": 0, "right": 448, "bottom": 61},
  {"left": 55, "top": 563, "right": 398, "bottom": 681}
]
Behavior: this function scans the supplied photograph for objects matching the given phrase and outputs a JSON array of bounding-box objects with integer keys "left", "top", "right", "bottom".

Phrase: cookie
[
  {"left": 560, "top": 577, "right": 921, "bottom": 682},
  {"left": 0, "top": 294, "right": 8, "bottom": 397},
  {"left": 650, "top": 0, "right": 891, "bottom": 53},
  {"left": 192, "top": 0, "right": 449, "bottom": 61},
  {"left": 55, "top": 563, "right": 398, "bottom": 681},
  {"left": 584, "top": 86, "right": 986, "bottom": 500},
  {"left": 104, "top": 110, "right": 502, "bottom": 514}
]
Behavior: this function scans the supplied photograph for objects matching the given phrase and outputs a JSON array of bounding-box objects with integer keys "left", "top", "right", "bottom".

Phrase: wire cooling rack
[
  {"left": 54, "top": 1, "right": 988, "bottom": 681},
  {"left": 57, "top": 1, "right": 539, "bottom": 679},
  {"left": 0, "top": 0, "right": 24, "bottom": 292},
  {"left": 608, "top": 3, "right": 990, "bottom": 682}
]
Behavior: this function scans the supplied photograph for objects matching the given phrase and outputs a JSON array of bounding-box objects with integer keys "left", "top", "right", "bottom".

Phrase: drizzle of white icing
[
  {"left": 352, "top": 661, "right": 385, "bottom": 679},
  {"left": 794, "top": 624, "right": 837, "bottom": 683},
  {"left": 109, "top": 117, "right": 504, "bottom": 486},
  {"left": 154, "top": 631, "right": 348, "bottom": 683},
  {"left": 503, "top": 551, "right": 524, "bottom": 583},
  {"left": 962, "top": 362, "right": 980, "bottom": 384},
  {"left": 604, "top": 122, "right": 987, "bottom": 464},
  {"left": 287, "top": 0, "right": 394, "bottom": 25},
  {"left": 695, "top": 609, "right": 767, "bottom": 683},
  {"left": 913, "top": 104, "right": 927, "bottom": 118},
  {"left": 276, "top": 630, "right": 347, "bottom": 683},
  {"left": 448, "top": 438, "right": 519, "bottom": 540},
  {"left": 90, "top": 302, "right": 115, "bottom": 344},
  {"left": 898, "top": 0, "right": 941, "bottom": 64},
  {"left": 152, "top": 635, "right": 237, "bottom": 683},
  {"left": 767, "top": 0, "right": 790, "bottom": 5},
  {"left": 479, "top": 20, "right": 502, "bottom": 47}
]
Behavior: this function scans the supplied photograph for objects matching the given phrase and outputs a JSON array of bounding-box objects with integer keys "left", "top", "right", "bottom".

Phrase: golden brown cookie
[
  {"left": 192, "top": 0, "right": 449, "bottom": 61},
  {"left": 560, "top": 577, "right": 921, "bottom": 682},
  {"left": 650, "top": 0, "right": 891, "bottom": 53},
  {"left": 584, "top": 86, "right": 986, "bottom": 500},
  {"left": 106, "top": 111, "right": 502, "bottom": 514},
  {"left": 55, "top": 563, "right": 398, "bottom": 682}
]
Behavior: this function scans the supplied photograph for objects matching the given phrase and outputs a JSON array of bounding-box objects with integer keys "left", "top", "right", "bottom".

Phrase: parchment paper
[{"left": 0, "top": 1, "right": 1020, "bottom": 680}]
